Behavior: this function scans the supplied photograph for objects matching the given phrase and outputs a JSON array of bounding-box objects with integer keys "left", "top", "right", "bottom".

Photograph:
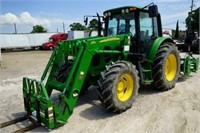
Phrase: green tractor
[{"left": 1, "top": 4, "right": 199, "bottom": 131}]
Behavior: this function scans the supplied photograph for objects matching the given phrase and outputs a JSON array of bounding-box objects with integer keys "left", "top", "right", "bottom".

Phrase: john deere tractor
[{"left": 1, "top": 4, "right": 199, "bottom": 131}]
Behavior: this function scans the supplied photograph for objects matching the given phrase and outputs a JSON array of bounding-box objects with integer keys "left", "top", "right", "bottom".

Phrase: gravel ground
[{"left": 0, "top": 51, "right": 200, "bottom": 133}]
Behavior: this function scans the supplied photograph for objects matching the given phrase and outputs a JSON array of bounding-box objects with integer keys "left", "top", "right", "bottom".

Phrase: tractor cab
[{"left": 103, "top": 5, "right": 162, "bottom": 53}]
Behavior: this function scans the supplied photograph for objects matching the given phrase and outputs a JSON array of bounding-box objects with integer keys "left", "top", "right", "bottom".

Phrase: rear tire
[
  {"left": 98, "top": 61, "right": 139, "bottom": 113},
  {"left": 152, "top": 43, "right": 180, "bottom": 91}
]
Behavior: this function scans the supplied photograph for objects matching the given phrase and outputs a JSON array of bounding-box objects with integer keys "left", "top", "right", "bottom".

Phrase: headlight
[
  {"left": 121, "top": 9, "right": 125, "bottom": 14},
  {"left": 104, "top": 12, "right": 108, "bottom": 17},
  {"left": 125, "top": 9, "right": 129, "bottom": 13}
]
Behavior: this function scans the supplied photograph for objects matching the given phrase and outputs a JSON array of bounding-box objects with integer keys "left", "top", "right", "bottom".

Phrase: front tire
[
  {"left": 152, "top": 43, "right": 180, "bottom": 91},
  {"left": 56, "top": 62, "right": 89, "bottom": 94},
  {"left": 98, "top": 61, "right": 139, "bottom": 113}
]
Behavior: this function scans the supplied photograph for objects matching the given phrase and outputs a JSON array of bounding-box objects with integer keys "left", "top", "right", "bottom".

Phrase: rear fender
[{"left": 147, "top": 37, "right": 174, "bottom": 63}]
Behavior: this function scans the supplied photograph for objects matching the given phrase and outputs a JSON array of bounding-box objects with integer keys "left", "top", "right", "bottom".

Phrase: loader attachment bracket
[{"left": 22, "top": 77, "right": 55, "bottom": 129}]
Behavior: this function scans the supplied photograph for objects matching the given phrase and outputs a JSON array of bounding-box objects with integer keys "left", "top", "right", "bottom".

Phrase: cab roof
[{"left": 104, "top": 6, "right": 148, "bottom": 14}]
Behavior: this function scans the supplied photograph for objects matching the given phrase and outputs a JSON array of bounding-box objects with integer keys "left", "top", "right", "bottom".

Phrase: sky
[{"left": 0, "top": 0, "right": 199, "bottom": 33}]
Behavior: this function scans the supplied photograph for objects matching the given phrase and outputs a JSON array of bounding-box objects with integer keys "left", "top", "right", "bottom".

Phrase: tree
[
  {"left": 31, "top": 25, "right": 47, "bottom": 33},
  {"left": 174, "top": 20, "right": 179, "bottom": 39},
  {"left": 185, "top": 7, "right": 199, "bottom": 31},
  {"left": 88, "top": 19, "right": 98, "bottom": 30},
  {"left": 69, "top": 23, "right": 87, "bottom": 31}
]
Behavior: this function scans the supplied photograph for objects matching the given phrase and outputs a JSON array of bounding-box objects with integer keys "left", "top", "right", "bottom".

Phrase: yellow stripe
[{"left": 99, "top": 37, "right": 120, "bottom": 43}]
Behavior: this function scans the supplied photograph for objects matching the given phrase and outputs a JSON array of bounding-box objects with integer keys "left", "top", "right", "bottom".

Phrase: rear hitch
[{"left": 180, "top": 52, "right": 199, "bottom": 76}]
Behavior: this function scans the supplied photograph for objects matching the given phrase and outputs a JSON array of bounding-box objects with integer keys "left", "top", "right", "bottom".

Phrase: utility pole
[
  {"left": 14, "top": 23, "right": 17, "bottom": 34},
  {"left": 63, "top": 22, "right": 65, "bottom": 33},
  {"left": 191, "top": 0, "right": 194, "bottom": 11},
  {"left": 189, "top": 0, "right": 195, "bottom": 31}
]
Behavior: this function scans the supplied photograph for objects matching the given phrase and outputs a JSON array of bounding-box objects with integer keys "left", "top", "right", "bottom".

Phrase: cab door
[{"left": 139, "top": 12, "right": 158, "bottom": 53}]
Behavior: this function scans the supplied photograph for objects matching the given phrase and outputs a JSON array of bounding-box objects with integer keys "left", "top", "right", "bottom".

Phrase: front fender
[{"left": 147, "top": 37, "right": 174, "bottom": 63}]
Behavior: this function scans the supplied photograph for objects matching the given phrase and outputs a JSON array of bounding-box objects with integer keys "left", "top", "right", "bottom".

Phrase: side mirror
[
  {"left": 84, "top": 17, "right": 88, "bottom": 26},
  {"left": 148, "top": 5, "right": 158, "bottom": 17}
]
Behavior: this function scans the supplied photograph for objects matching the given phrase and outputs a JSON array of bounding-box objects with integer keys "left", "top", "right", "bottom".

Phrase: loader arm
[{"left": 22, "top": 34, "right": 130, "bottom": 129}]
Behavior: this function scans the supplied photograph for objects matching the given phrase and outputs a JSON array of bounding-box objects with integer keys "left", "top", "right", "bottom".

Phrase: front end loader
[{"left": 1, "top": 3, "right": 199, "bottom": 131}]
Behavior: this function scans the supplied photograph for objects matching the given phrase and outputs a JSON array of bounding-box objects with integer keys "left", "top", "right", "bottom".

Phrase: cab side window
[{"left": 139, "top": 12, "right": 158, "bottom": 44}]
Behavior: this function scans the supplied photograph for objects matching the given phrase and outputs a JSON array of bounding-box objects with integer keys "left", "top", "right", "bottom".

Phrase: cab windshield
[{"left": 107, "top": 13, "right": 136, "bottom": 36}]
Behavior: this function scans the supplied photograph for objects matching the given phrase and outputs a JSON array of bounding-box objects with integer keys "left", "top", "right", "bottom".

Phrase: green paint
[{"left": 181, "top": 54, "right": 199, "bottom": 76}]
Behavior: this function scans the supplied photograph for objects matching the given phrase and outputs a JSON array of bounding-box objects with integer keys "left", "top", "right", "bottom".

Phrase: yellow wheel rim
[
  {"left": 116, "top": 73, "right": 134, "bottom": 102},
  {"left": 165, "top": 53, "right": 177, "bottom": 81}
]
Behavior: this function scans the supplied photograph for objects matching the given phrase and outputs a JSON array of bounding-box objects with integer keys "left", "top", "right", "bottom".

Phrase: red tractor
[{"left": 42, "top": 33, "right": 67, "bottom": 50}]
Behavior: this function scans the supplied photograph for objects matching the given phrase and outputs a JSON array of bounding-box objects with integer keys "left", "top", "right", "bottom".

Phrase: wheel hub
[
  {"left": 116, "top": 73, "right": 134, "bottom": 102},
  {"left": 165, "top": 53, "right": 177, "bottom": 81}
]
